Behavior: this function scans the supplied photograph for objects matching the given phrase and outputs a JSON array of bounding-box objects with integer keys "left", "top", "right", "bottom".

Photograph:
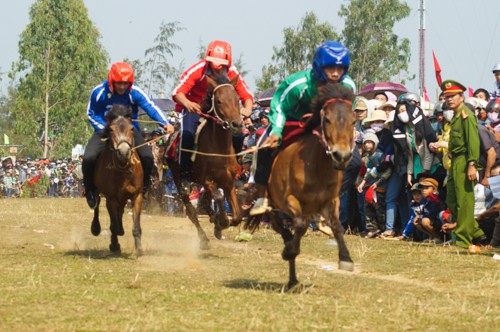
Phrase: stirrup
[{"left": 249, "top": 198, "right": 272, "bottom": 216}]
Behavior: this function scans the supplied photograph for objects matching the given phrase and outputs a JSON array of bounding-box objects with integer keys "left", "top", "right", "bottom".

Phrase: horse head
[
  {"left": 105, "top": 105, "right": 134, "bottom": 164},
  {"left": 205, "top": 74, "right": 243, "bottom": 136},
  {"left": 308, "top": 83, "right": 355, "bottom": 169}
]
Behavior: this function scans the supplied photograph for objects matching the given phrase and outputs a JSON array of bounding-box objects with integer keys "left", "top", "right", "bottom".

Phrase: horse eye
[{"left": 324, "top": 117, "right": 331, "bottom": 124}]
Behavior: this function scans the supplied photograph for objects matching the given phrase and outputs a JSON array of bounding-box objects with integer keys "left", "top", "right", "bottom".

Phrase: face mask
[
  {"left": 431, "top": 123, "right": 439, "bottom": 131},
  {"left": 397, "top": 112, "right": 410, "bottom": 123},
  {"left": 488, "top": 112, "right": 499, "bottom": 122},
  {"left": 443, "top": 110, "right": 454, "bottom": 122},
  {"left": 370, "top": 123, "right": 384, "bottom": 133}
]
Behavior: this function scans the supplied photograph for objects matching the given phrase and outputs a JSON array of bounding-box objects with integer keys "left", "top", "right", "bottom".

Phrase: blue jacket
[{"left": 86, "top": 80, "right": 169, "bottom": 132}]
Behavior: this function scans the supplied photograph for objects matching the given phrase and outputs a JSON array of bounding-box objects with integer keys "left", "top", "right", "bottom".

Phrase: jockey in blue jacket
[
  {"left": 82, "top": 62, "right": 174, "bottom": 209},
  {"left": 250, "top": 41, "right": 357, "bottom": 215}
]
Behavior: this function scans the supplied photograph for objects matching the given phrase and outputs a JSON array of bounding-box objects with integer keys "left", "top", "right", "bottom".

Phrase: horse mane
[
  {"left": 105, "top": 105, "right": 133, "bottom": 125},
  {"left": 304, "top": 83, "right": 355, "bottom": 132}
]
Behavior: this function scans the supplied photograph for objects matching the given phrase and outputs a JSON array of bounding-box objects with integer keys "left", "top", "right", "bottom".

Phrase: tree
[
  {"left": 10, "top": 0, "right": 108, "bottom": 158},
  {"left": 143, "top": 21, "right": 184, "bottom": 97},
  {"left": 255, "top": 12, "right": 338, "bottom": 92},
  {"left": 339, "top": 0, "right": 412, "bottom": 88}
]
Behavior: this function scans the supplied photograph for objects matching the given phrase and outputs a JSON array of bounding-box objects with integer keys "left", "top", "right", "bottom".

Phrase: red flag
[
  {"left": 432, "top": 51, "right": 442, "bottom": 86},
  {"left": 468, "top": 87, "right": 474, "bottom": 97},
  {"left": 28, "top": 174, "right": 41, "bottom": 185},
  {"left": 423, "top": 87, "right": 430, "bottom": 103}
]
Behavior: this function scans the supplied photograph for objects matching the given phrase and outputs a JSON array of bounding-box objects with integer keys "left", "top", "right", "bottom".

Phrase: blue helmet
[{"left": 312, "top": 41, "right": 350, "bottom": 82}]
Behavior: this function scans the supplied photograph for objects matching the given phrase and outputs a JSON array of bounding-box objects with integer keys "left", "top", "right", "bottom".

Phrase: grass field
[{"left": 0, "top": 198, "right": 499, "bottom": 331}]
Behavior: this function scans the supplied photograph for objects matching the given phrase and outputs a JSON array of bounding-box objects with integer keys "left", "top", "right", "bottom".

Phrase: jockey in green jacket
[{"left": 250, "top": 41, "right": 357, "bottom": 215}]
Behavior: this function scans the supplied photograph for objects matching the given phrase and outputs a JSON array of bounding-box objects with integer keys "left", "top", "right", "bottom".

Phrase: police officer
[{"left": 441, "top": 79, "right": 486, "bottom": 248}]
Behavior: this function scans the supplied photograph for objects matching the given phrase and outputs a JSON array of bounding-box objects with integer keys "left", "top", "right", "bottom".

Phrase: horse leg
[
  {"left": 132, "top": 193, "right": 143, "bottom": 256},
  {"left": 106, "top": 200, "right": 122, "bottom": 253},
  {"left": 284, "top": 195, "right": 308, "bottom": 289},
  {"left": 91, "top": 195, "right": 101, "bottom": 236},
  {"left": 205, "top": 180, "right": 228, "bottom": 240},
  {"left": 328, "top": 198, "right": 354, "bottom": 271},
  {"left": 224, "top": 186, "right": 242, "bottom": 227},
  {"left": 167, "top": 159, "right": 210, "bottom": 250}
]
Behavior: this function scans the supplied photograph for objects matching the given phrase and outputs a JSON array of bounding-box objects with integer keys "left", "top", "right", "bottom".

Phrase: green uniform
[{"left": 446, "top": 104, "right": 484, "bottom": 248}]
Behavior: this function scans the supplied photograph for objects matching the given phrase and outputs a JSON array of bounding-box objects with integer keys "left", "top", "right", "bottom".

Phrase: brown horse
[
  {"left": 167, "top": 74, "right": 243, "bottom": 249},
  {"left": 91, "top": 104, "right": 144, "bottom": 255},
  {"left": 252, "top": 83, "right": 355, "bottom": 289}
]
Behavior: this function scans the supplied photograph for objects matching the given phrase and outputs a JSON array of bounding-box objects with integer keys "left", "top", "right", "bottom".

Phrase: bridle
[
  {"left": 107, "top": 117, "right": 136, "bottom": 171},
  {"left": 199, "top": 83, "right": 236, "bottom": 130},
  {"left": 312, "top": 98, "right": 353, "bottom": 161}
]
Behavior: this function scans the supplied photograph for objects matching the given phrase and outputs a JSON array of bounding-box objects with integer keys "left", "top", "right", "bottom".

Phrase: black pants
[
  {"left": 82, "top": 130, "right": 153, "bottom": 191},
  {"left": 365, "top": 190, "right": 387, "bottom": 233}
]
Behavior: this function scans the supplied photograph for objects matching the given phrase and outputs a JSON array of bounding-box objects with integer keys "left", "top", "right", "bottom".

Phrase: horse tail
[{"left": 244, "top": 214, "right": 264, "bottom": 233}]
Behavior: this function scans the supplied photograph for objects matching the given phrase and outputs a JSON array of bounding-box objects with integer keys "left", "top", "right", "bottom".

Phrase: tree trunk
[{"left": 43, "top": 44, "right": 50, "bottom": 159}]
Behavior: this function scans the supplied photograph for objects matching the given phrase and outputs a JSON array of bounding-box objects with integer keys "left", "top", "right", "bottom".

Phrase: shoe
[
  {"left": 85, "top": 189, "right": 97, "bottom": 209},
  {"left": 380, "top": 230, "right": 395, "bottom": 238},
  {"left": 249, "top": 197, "right": 272, "bottom": 216},
  {"left": 472, "top": 234, "right": 488, "bottom": 246},
  {"left": 366, "top": 230, "right": 381, "bottom": 239}
]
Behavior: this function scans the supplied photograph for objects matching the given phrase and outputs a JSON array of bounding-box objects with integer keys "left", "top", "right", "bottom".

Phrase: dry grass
[{"left": 0, "top": 198, "right": 499, "bottom": 331}]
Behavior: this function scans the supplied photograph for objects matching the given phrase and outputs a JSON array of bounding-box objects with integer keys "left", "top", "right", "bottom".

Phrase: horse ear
[
  {"left": 206, "top": 75, "right": 217, "bottom": 90},
  {"left": 230, "top": 75, "right": 239, "bottom": 87}
]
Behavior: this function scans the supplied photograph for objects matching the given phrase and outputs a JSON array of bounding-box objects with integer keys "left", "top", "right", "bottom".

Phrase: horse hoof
[
  {"left": 91, "top": 223, "right": 101, "bottom": 236},
  {"left": 214, "top": 227, "right": 223, "bottom": 240},
  {"left": 136, "top": 249, "right": 143, "bottom": 257},
  {"left": 199, "top": 240, "right": 210, "bottom": 250},
  {"left": 286, "top": 281, "right": 301, "bottom": 292},
  {"left": 339, "top": 261, "right": 354, "bottom": 272},
  {"left": 109, "top": 244, "right": 121, "bottom": 253}
]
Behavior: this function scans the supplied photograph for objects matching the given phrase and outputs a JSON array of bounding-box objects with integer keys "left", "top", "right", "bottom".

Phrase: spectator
[
  {"left": 473, "top": 88, "right": 490, "bottom": 102},
  {"left": 357, "top": 132, "right": 392, "bottom": 238},
  {"left": 440, "top": 79, "right": 487, "bottom": 248},
  {"left": 489, "top": 62, "right": 500, "bottom": 99}
]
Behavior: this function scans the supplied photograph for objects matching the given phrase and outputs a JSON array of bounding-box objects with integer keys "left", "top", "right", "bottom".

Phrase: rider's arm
[
  {"left": 268, "top": 80, "right": 302, "bottom": 140},
  {"left": 229, "top": 66, "right": 254, "bottom": 116},
  {"left": 131, "top": 85, "right": 169, "bottom": 126},
  {"left": 87, "top": 84, "right": 107, "bottom": 132}
]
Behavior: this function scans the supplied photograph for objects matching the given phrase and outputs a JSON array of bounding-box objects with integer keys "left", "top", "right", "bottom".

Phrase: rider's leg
[
  {"left": 179, "top": 111, "right": 201, "bottom": 194},
  {"left": 133, "top": 129, "right": 154, "bottom": 191},
  {"left": 249, "top": 127, "right": 274, "bottom": 215},
  {"left": 82, "top": 131, "right": 106, "bottom": 208}
]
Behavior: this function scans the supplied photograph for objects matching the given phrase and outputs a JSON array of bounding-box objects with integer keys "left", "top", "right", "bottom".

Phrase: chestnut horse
[
  {"left": 167, "top": 74, "right": 243, "bottom": 249},
  {"left": 250, "top": 83, "right": 355, "bottom": 289},
  {"left": 91, "top": 104, "right": 144, "bottom": 255}
]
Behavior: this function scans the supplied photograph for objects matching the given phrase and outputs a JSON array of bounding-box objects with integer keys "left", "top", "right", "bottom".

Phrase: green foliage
[
  {"left": 339, "top": 0, "right": 413, "bottom": 88},
  {"left": 255, "top": 12, "right": 338, "bottom": 92},
  {"left": 10, "top": 0, "right": 109, "bottom": 158},
  {"left": 143, "top": 21, "right": 184, "bottom": 97}
]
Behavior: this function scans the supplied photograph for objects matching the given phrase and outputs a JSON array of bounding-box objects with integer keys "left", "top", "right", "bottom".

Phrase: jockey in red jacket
[{"left": 172, "top": 40, "right": 254, "bottom": 193}]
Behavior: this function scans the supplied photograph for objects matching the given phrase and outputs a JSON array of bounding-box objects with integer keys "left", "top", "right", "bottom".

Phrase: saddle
[{"left": 280, "top": 114, "right": 313, "bottom": 149}]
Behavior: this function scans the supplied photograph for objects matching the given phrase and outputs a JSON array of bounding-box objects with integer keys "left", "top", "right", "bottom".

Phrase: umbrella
[
  {"left": 255, "top": 87, "right": 277, "bottom": 107},
  {"left": 358, "top": 82, "right": 407, "bottom": 100}
]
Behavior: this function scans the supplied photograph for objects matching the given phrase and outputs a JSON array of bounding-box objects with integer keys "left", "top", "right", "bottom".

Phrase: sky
[{"left": 1, "top": 0, "right": 499, "bottom": 102}]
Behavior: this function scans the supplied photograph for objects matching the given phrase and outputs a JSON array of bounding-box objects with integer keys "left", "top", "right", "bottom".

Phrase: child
[
  {"left": 398, "top": 178, "right": 446, "bottom": 242},
  {"left": 357, "top": 132, "right": 392, "bottom": 238},
  {"left": 412, "top": 177, "right": 446, "bottom": 242}
]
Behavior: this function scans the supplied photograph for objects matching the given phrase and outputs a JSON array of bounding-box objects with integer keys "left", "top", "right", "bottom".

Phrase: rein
[
  {"left": 314, "top": 98, "right": 353, "bottom": 159},
  {"left": 199, "top": 83, "right": 235, "bottom": 129}
]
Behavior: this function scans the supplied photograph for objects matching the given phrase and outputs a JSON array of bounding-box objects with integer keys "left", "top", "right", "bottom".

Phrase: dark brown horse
[
  {"left": 167, "top": 74, "right": 243, "bottom": 249},
  {"left": 91, "top": 104, "right": 144, "bottom": 255},
  {"left": 251, "top": 83, "right": 355, "bottom": 289}
]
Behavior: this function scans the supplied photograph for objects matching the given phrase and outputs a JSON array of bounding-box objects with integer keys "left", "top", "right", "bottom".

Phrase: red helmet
[
  {"left": 108, "top": 62, "right": 134, "bottom": 92},
  {"left": 205, "top": 40, "right": 232, "bottom": 70},
  {"left": 486, "top": 98, "right": 500, "bottom": 113}
]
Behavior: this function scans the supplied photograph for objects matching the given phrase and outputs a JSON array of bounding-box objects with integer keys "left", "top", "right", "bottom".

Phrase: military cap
[{"left": 440, "top": 79, "right": 466, "bottom": 95}]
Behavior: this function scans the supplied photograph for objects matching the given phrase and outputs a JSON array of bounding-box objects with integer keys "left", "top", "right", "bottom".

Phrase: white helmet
[{"left": 492, "top": 62, "right": 500, "bottom": 73}]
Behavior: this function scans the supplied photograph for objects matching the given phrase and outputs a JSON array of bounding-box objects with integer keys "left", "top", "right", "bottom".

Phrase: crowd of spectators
[{"left": 0, "top": 156, "right": 83, "bottom": 198}]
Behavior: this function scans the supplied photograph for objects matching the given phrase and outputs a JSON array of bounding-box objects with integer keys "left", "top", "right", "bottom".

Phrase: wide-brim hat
[
  {"left": 365, "top": 110, "right": 388, "bottom": 123},
  {"left": 378, "top": 101, "right": 397, "bottom": 110}
]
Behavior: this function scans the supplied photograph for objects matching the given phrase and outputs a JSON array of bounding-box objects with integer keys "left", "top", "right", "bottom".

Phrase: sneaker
[
  {"left": 86, "top": 189, "right": 97, "bottom": 209},
  {"left": 249, "top": 197, "right": 272, "bottom": 216}
]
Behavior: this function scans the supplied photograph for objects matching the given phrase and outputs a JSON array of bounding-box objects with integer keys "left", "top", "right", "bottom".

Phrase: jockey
[
  {"left": 82, "top": 61, "right": 174, "bottom": 209},
  {"left": 249, "top": 41, "right": 357, "bottom": 216},
  {"left": 172, "top": 40, "right": 254, "bottom": 194}
]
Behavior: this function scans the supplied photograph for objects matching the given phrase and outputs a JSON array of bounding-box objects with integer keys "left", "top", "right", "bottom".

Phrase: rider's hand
[
  {"left": 185, "top": 101, "right": 202, "bottom": 114},
  {"left": 240, "top": 107, "right": 252, "bottom": 118},
  {"left": 262, "top": 134, "right": 281, "bottom": 149},
  {"left": 164, "top": 124, "right": 175, "bottom": 134}
]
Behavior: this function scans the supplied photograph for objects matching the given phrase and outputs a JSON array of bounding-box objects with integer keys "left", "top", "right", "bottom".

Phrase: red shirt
[{"left": 172, "top": 60, "right": 253, "bottom": 112}]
